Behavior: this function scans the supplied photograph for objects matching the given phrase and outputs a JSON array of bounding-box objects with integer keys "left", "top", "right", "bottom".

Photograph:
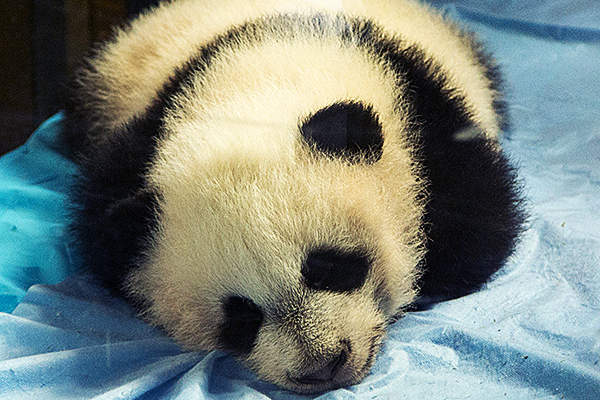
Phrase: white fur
[{"left": 78, "top": 0, "right": 499, "bottom": 144}]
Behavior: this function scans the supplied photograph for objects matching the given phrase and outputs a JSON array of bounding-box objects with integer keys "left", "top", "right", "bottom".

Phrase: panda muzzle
[{"left": 293, "top": 346, "right": 349, "bottom": 385}]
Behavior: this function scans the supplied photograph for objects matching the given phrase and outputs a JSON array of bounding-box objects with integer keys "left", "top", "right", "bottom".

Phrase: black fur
[
  {"left": 63, "top": 57, "right": 192, "bottom": 295},
  {"left": 64, "top": 12, "right": 524, "bottom": 303},
  {"left": 220, "top": 296, "right": 264, "bottom": 355},
  {"left": 63, "top": 25, "right": 222, "bottom": 295},
  {"left": 64, "top": 114, "right": 163, "bottom": 295},
  {"left": 417, "top": 135, "right": 525, "bottom": 300},
  {"left": 300, "top": 102, "right": 384, "bottom": 164},
  {"left": 302, "top": 248, "right": 371, "bottom": 293},
  {"left": 356, "top": 21, "right": 526, "bottom": 300}
]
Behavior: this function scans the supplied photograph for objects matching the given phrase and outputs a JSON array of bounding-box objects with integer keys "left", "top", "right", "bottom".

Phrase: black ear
[{"left": 300, "top": 102, "right": 384, "bottom": 163}]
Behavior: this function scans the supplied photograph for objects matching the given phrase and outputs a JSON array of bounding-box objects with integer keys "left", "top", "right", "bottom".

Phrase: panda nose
[{"left": 295, "top": 347, "right": 348, "bottom": 384}]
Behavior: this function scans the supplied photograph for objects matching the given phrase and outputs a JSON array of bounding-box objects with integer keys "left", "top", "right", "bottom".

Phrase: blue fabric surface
[
  {"left": 1, "top": 1, "right": 599, "bottom": 398},
  {"left": 0, "top": 113, "right": 78, "bottom": 314}
]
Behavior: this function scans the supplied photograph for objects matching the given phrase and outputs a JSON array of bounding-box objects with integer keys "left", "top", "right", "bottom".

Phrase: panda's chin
[
  {"left": 285, "top": 362, "right": 366, "bottom": 394},
  {"left": 286, "top": 375, "right": 355, "bottom": 394}
]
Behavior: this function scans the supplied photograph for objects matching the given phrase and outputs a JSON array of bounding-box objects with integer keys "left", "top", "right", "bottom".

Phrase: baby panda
[{"left": 63, "top": 0, "right": 524, "bottom": 394}]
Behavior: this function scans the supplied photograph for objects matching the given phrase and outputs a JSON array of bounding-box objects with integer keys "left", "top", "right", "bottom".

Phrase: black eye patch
[
  {"left": 299, "top": 102, "right": 384, "bottom": 163},
  {"left": 302, "top": 248, "right": 371, "bottom": 292},
  {"left": 220, "top": 296, "right": 263, "bottom": 355}
]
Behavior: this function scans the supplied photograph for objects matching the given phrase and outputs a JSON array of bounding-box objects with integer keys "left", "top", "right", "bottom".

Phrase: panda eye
[
  {"left": 302, "top": 248, "right": 371, "bottom": 292},
  {"left": 220, "top": 296, "right": 263, "bottom": 355},
  {"left": 299, "top": 102, "right": 384, "bottom": 163}
]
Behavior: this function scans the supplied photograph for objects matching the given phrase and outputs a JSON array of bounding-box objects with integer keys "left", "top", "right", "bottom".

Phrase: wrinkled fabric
[
  {"left": 0, "top": 113, "right": 78, "bottom": 314},
  {"left": 1, "top": 1, "right": 599, "bottom": 398}
]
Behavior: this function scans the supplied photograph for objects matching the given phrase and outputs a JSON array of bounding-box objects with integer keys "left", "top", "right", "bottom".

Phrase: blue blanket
[{"left": 1, "top": 1, "right": 599, "bottom": 398}]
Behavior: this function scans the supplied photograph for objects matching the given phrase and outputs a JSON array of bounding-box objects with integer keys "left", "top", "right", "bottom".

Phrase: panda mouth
[{"left": 287, "top": 333, "right": 383, "bottom": 392}]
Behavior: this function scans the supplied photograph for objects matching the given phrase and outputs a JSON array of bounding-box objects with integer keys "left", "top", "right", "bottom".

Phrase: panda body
[{"left": 64, "top": 0, "right": 524, "bottom": 393}]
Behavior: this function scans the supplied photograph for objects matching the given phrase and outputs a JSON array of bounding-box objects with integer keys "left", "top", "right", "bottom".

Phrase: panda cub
[{"left": 63, "top": 0, "right": 524, "bottom": 393}]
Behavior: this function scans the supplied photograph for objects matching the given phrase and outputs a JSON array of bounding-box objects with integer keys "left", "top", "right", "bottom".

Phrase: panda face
[
  {"left": 221, "top": 247, "right": 385, "bottom": 392},
  {"left": 126, "top": 87, "right": 424, "bottom": 390},
  {"left": 221, "top": 270, "right": 388, "bottom": 393},
  {"left": 245, "top": 282, "right": 389, "bottom": 393},
  {"left": 128, "top": 137, "right": 423, "bottom": 391}
]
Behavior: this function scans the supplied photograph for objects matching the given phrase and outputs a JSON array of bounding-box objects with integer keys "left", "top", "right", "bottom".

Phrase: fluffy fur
[{"left": 63, "top": 0, "right": 525, "bottom": 393}]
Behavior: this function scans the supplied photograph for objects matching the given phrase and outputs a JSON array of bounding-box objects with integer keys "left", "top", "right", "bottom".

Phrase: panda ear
[{"left": 299, "top": 102, "right": 384, "bottom": 163}]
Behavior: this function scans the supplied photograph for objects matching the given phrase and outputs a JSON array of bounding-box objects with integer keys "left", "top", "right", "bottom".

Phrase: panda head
[
  {"left": 66, "top": 0, "right": 523, "bottom": 393},
  {"left": 127, "top": 99, "right": 424, "bottom": 393}
]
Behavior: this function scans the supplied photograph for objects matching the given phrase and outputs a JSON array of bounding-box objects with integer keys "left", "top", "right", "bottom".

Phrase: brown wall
[{"left": 0, "top": 0, "right": 126, "bottom": 156}]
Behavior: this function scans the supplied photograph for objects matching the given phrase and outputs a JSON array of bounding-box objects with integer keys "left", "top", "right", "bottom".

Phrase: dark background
[{"left": 0, "top": 0, "right": 161, "bottom": 156}]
